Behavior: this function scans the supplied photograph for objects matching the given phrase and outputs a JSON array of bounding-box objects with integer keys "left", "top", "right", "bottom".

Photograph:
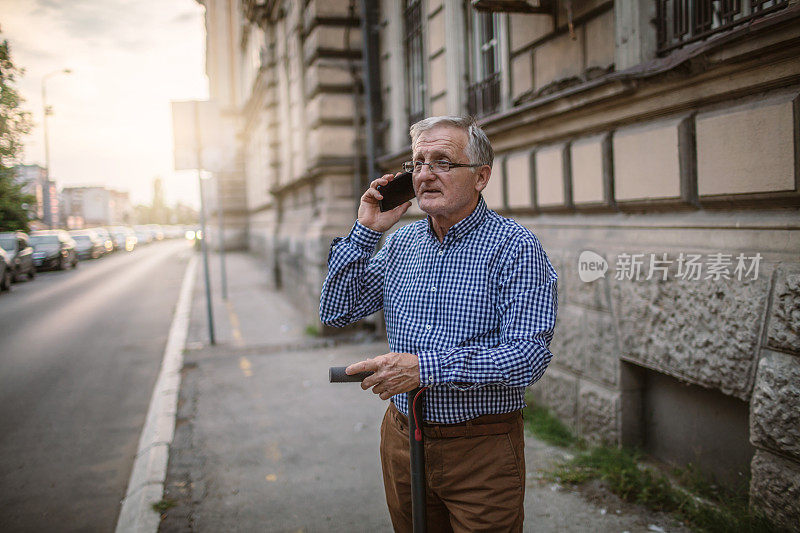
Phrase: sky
[{"left": 0, "top": 0, "right": 209, "bottom": 208}]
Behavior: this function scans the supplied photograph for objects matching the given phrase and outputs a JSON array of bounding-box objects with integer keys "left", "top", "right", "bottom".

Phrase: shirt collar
[{"left": 426, "top": 195, "right": 488, "bottom": 244}]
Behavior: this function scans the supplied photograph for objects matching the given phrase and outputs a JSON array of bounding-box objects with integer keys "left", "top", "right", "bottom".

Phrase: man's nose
[{"left": 416, "top": 164, "right": 436, "bottom": 181}]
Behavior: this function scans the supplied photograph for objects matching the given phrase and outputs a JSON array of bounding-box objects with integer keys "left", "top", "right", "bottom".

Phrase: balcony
[
  {"left": 467, "top": 72, "right": 501, "bottom": 118},
  {"left": 656, "top": 0, "right": 790, "bottom": 54}
]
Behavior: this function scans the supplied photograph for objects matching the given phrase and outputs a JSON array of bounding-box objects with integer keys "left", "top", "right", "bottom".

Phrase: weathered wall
[{"left": 237, "top": 0, "right": 362, "bottom": 326}]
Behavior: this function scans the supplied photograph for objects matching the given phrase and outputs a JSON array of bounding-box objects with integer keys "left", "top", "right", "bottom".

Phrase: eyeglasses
[{"left": 402, "top": 160, "right": 484, "bottom": 174}]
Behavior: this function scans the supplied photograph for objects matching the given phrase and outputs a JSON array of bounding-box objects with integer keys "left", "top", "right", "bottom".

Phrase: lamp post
[
  {"left": 41, "top": 68, "right": 71, "bottom": 228},
  {"left": 194, "top": 102, "right": 216, "bottom": 345}
]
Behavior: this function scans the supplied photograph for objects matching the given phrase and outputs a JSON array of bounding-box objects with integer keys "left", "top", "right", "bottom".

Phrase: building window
[
  {"left": 466, "top": 8, "right": 501, "bottom": 117},
  {"left": 404, "top": 0, "right": 426, "bottom": 127},
  {"left": 656, "top": 0, "right": 790, "bottom": 54}
]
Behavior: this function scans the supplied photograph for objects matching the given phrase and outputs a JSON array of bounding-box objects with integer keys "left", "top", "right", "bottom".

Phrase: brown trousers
[{"left": 380, "top": 403, "right": 525, "bottom": 532}]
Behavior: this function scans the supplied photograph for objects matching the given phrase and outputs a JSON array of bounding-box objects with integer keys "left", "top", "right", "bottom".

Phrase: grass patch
[
  {"left": 151, "top": 498, "right": 177, "bottom": 514},
  {"left": 304, "top": 324, "right": 320, "bottom": 337},
  {"left": 524, "top": 396, "right": 784, "bottom": 532},
  {"left": 545, "top": 446, "right": 781, "bottom": 533},
  {"left": 522, "top": 402, "right": 578, "bottom": 448}
]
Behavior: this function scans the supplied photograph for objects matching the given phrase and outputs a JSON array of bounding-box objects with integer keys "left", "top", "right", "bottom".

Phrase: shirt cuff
[
  {"left": 349, "top": 220, "right": 382, "bottom": 251},
  {"left": 417, "top": 350, "right": 442, "bottom": 386}
]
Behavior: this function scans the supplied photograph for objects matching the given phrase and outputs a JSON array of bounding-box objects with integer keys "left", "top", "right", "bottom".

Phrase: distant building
[
  {"left": 171, "top": 202, "right": 198, "bottom": 225},
  {"left": 150, "top": 177, "right": 168, "bottom": 224},
  {"left": 61, "top": 187, "right": 110, "bottom": 228},
  {"left": 109, "top": 190, "right": 133, "bottom": 225},
  {"left": 61, "top": 186, "right": 131, "bottom": 227},
  {"left": 14, "top": 164, "right": 59, "bottom": 229}
]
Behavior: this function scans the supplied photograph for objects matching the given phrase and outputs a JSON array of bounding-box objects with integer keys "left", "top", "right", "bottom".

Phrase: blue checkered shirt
[{"left": 320, "top": 196, "right": 558, "bottom": 423}]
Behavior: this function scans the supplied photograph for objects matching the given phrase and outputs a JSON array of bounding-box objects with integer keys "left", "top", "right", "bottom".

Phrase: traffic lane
[
  {"left": 0, "top": 240, "right": 178, "bottom": 324},
  {"left": 0, "top": 240, "right": 189, "bottom": 403},
  {"left": 0, "top": 240, "right": 192, "bottom": 533}
]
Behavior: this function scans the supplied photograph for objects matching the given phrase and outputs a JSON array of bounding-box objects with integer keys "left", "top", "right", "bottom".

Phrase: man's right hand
[{"left": 358, "top": 173, "right": 412, "bottom": 233}]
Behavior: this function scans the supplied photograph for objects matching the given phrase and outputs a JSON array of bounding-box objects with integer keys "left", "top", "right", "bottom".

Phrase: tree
[{"left": 0, "top": 31, "right": 33, "bottom": 232}]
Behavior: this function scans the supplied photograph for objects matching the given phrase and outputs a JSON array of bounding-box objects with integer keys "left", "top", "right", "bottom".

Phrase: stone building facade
[
  {"left": 199, "top": 0, "right": 799, "bottom": 525},
  {"left": 199, "top": 0, "right": 251, "bottom": 250}
]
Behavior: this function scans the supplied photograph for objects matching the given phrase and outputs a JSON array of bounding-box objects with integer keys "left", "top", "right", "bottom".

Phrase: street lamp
[{"left": 41, "top": 68, "right": 72, "bottom": 182}]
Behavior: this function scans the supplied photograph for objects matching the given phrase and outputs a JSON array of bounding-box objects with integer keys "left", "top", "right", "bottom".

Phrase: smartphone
[{"left": 377, "top": 171, "right": 415, "bottom": 212}]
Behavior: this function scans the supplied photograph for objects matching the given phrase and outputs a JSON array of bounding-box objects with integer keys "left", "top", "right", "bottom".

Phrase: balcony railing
[
  {"left": 656, "top": 0, "right": 789, "bottom": 54},
  {"left": 467, "top": 72, "right": 501, "bottom": 118}
]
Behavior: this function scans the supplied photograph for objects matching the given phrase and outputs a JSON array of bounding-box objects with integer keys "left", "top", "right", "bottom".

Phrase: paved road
[{"left": 0, "top": 240, "right": 192, "bottom": 532}]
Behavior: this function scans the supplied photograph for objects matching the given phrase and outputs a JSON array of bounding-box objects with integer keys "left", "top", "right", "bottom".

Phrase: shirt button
[
  {"left": 438, "top": 250, "right": 443, "bottom": 256},
  {"left": 425, "top": 324, "right": 432, "bottom": 331},
  {"left": 428, "top": 374, "right": 434, "bottom": 383},
  {"left": 430, "top": 285, "right": 436, "bottom": 292}
]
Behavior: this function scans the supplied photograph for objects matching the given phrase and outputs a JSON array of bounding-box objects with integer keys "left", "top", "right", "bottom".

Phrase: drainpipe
[
  {"left": 359, "top": 0, "right": 383, "bottom": 182},
  {"left": 346, "top": 0, "right": 362, "bottom": 212}
]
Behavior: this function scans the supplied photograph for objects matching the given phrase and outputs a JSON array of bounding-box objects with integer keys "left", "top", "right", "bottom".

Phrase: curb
[{"left": 115, "top": 254, "right": 198, "bottom": 533}]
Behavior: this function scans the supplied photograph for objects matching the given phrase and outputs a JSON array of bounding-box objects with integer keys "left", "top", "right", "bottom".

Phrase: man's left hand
[{"left": 346, "top": 353, "right": 420, "bottom": 400}]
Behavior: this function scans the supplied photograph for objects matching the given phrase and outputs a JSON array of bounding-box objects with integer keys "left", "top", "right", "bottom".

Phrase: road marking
[
  {"left": 226, "top": 300, "right": 244, "bottom": 347},
  {"left": 239, "top": 356, "right": 253, "bottom": 377},
  {"left": 115, "top": 254, "right": 197, "bottom": 533}
]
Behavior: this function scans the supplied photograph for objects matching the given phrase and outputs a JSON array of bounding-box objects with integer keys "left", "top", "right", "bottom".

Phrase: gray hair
[{"left": 409, "top": 115, "right": 494, "bottom": 169}]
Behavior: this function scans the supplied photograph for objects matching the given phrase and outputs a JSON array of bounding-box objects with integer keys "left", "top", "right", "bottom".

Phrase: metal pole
[
  {"left": 216, "top": 175, "right": 228, "bottom": 300},
  {"left": 41, "top": 69, "right": 71, "bottom": 229},
  {"left": 195, "top": 102, "right": 216, "bottom": 345},
  {"left": 41, "top": 81, "right": 50, "bottom": 181},
  {"left": 41, "top": 78, "right": 52, "bottom": 229}
]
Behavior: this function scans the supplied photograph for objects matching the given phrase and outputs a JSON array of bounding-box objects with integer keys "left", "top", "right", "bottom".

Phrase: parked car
[
  {"left": 68, "top": 230, "right": 105, "bottom": 260},
  {"left": 109, "top": 226, "right": 137, "bottom": 252},
  {"left": 133, "top": 225, "right": 153, "bottom": 245},
  {"left": 145, "top": 224, "right": 165, "bottom": 241},
  {"left": 0, "top": 231, "right": 36, "bottom": 281},
  {"left": 163, "top": 225, "right": 185, "bottom": 239},
  {"left": 89, "top": 227, "right": 114, "bottom": 254},
  {"left": 29, "top": 230, "right": 79, "bottom": 270},
  {"left": 0, "top": 248, "right": 12, "bottom": 291}
]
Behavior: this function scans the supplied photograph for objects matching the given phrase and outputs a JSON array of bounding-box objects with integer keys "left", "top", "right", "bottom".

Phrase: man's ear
[{"left": 474, "top": 165, "right": 491, "bottom": 192}]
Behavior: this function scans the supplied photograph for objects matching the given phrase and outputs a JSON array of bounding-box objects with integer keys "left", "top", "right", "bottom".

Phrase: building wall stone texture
[
  {"left": 750, "top": 349, "right": 800, "bottom": 461},
  {"left": 696, "top": 99, "right": 796, "bottom": 196},
  {"left": 578, "top": 381, "right": 620, "bottom": 445},
  {"left": 535, "top": 145, "right": 565, "bottom": 206},
  {"left": 766, "top": 265, "right": 800, "bottom": 354},
  {"left": 570, "top": 136, "right": 605, "bottom": 204},
  {"left": 540, "top": 367, "right": 578, "bottom": 429},
  {"left": 750, "top": 449, "right": 800, "bottom": 531},
  {"left": 583, "top": 310, "right": 620, "bottom": 387},
  {"left": 549, "top": 304, "right": 584, "bottom": 374},
  {"left": 612, "top": 119, "right": 682, "bottom": 201},
  {"left": 533, "top": 31, "right": 584, "bottom": 92},
  {"left": 550, "top": 305, "right": 618, "bottom": 386},
  {"left": 610, "top": 270, "right": 771, "bottom": 400},
  {"left": 505, "top": 150, "right": 532, "bottom": 208}
]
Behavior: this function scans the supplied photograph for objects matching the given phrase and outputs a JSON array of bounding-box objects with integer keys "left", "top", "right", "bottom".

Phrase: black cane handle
[{"left": 329, "top": 367, "right": 374, "bottom": 383}]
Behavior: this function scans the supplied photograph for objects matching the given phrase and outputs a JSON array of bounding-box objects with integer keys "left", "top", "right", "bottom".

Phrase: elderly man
[{"left": 320, "top": 116, "right": 557, "bottom": 532}]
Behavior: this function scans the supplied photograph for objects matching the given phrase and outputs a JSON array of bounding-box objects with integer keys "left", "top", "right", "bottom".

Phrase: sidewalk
[{"left": 159, "top": 251, "right": 687, "bottom": 532}]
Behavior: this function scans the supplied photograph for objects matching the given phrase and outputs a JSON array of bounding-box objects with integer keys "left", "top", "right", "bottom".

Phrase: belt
[{"left": 388, "top": 402, "right": 521, "bottom": 439}]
